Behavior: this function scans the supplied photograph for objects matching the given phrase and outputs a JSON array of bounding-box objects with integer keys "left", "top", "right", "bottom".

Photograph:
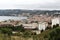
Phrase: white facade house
[
  {"left": 38, "top": 22, "right": 48, "bottom": 31},
  {"left": 52, "top": 17, "right": 60, "bottom": 27}
]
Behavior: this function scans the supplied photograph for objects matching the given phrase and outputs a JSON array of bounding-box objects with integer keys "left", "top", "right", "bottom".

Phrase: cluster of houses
[{"left": 0, "top": 15, "right": 60, "bottom": 34}]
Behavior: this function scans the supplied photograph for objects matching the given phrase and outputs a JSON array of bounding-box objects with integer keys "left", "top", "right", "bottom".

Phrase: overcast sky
[{"left": 0, "top": 0, "right": 60, "bottom": 10}]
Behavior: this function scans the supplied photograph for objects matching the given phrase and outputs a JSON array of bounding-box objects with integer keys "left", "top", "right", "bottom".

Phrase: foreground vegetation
[{"left": 0, "top": 24, "right": 60, "bottom": 40}]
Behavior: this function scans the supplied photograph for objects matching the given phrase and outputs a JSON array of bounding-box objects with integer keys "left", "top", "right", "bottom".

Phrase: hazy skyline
[{"left": 0, "top": 0, "right": 60, "bottom": 10}]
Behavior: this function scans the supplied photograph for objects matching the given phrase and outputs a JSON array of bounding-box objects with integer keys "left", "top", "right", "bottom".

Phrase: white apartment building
[
  {"left": 22, "top": 23, "right": 38, "bottom": 29},
  {"left": 38, "top": 22, "right": 48, "bottom": 31},
  {"left": 52, "top": 17, "right": 60, "bottom": 27}
]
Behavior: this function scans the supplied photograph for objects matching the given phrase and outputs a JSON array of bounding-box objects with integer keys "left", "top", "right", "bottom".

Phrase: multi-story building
[
  {"left": 52, "top": 17, "right": 60, "bottom": 27},
  {"left": 22, "top": 23, "right": 38, "bottom": 29},
  {"left": 38, "top": 22, "right": 48, "bottom": 31}
]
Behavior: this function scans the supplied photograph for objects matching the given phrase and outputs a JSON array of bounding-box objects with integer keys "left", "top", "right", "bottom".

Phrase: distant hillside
[{"left": 0, "top": 9, "right": 60, "bottom": 16}]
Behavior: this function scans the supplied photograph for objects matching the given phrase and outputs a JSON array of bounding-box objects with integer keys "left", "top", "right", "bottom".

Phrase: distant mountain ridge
[{"left": 0, "top": 9, "right": 60, "bottom": 16}]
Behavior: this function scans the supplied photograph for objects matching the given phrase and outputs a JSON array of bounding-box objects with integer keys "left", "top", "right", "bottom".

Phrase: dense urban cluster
[{"left": 0, "top": 12, "right": 60, "bottom": 40}]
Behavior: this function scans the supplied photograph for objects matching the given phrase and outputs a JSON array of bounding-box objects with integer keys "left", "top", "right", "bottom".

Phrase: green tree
[
  {"left": 53, "top": 25, "right": 56, "bottom": 28},
  {"left": 46, "top": 27, "right": 52, "bottom": 30},
  {"left": 48, "top": 27, "right": 60, "bottom": 40},
  {"left": 16, "top": 25, "right": 25, "bottom": 32},
  {"left": 35, "top": 21, "right": 38, "bottom": 23},
  {"left": 55, "top": 24, "right": 59, "bottom": 27},
  {"left": 0, "top": 28, "right": 12, "bottom": 40},
  {"left": 53, "top": 24, "right": 59, "bottom": 29}
]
